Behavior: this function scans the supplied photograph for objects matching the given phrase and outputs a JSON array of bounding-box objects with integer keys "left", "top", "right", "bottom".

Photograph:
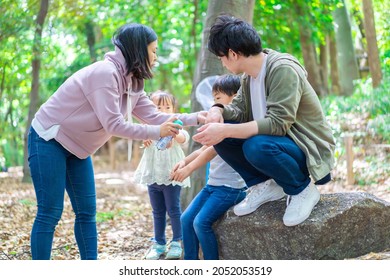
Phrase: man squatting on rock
[{"left": 193, "top": 15, "right": 335, "bottom": 226}]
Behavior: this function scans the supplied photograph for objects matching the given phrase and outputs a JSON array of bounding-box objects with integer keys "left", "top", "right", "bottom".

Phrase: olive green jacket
[{"left": 222, "top": 49, "right": 335, "bottom": 182}]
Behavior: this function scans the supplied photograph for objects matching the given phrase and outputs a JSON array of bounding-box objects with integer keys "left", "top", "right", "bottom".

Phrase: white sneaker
[
  {"left": 283, "top": 182, "right": 320, "bottom": 227},
  {"left": 233, "top": 179, "right": 286, "bottom": 216}
]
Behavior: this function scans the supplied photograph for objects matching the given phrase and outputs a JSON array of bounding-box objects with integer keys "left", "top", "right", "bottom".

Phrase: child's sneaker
[
  {"left": 165, "top": 241, "right": 182, "bottom": 260},
  {"left": 145, "top": 243, "right": 166, "bottom": 260}
]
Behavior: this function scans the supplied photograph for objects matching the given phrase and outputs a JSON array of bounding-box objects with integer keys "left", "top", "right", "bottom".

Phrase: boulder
[{"left": 214, "top": 192, "right": 390, "bottom": 259}]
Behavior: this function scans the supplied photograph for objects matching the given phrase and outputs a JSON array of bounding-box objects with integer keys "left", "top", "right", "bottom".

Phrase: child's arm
[
  {"left": 171, "top": 146, "right": 217, "bottom": 182},
  {"left": 174, "top": 129, "right": 190, "bottom": 145},
  {"left": 171, "top": 145, "right": 207, "bottom": 174},
  {"left": 166, "top": 129, "right": 189, "bottom": 149}
]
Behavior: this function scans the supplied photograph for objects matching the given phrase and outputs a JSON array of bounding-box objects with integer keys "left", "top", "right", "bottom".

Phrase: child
[
  {"left": 170, "top": 74, "right": 246, "bottom": 260},
  {"left": 133, "top": 90, "right": 191, "bottom": 260}
]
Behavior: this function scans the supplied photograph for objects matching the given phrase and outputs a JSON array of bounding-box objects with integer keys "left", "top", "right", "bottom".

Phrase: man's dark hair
[
  {"left": 212, "top": 74, "right": 241, "bottom": 97},
  {"left": 112, "top": 23, "right": 157, "bottom": 79},
  {"left": 208, "top": 14, "right": 262, "bottom": 58}
]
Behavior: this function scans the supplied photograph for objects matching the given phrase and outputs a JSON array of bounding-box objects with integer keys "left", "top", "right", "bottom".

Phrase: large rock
[{"left": 214, "top": 192, "right": 390, "bottom": 259}]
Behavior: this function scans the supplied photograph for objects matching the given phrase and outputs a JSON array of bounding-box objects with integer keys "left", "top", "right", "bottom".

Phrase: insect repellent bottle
[{"left": 156, "top": 119, "right": 183, "bottom": 150}]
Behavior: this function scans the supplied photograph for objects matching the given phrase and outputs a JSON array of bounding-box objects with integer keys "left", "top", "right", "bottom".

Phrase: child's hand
[
  {"left": 170, "top": 160, "right": 185, "bottom": 179},
  {"left": 142, "top": 139, "right": 153, "bottom": 148},
  {"left": 172, "top": 160, "right": 185, "bottom": 173},
  {"left": 170, "top": 166, "right": 191, "bottom": 182}
]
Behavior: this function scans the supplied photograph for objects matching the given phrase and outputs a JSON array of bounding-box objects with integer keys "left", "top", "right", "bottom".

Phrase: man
[{"left": 193, "top": 15, "right": 335, "bottom": 226}]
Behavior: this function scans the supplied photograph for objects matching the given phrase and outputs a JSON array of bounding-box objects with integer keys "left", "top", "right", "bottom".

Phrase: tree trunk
[
  {"left": 182, "top": 0, "right": 255, "bottom": 209},
  {"left": 329, "top": 31, "right": 341, "bottom": 95},
  {"left": 22, "top": 0, "right": 49, "bottom": 183},
  {"left": 295, "top": 4, "right": 326, "bottom": 97},
  {"left": 332, "top": 0, "right": 360, "bottom": 96},
  {"left": 362, "top": 0, "right": 382, "bottom": 88},
  {"left": 85, "top": 20, "right": 97, "bottom": 62},
  {"left": 319, "top": 36, "right": 329, "bottom": 96}
]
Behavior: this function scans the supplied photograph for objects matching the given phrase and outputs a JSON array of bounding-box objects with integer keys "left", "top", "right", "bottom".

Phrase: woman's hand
[{"left": 159, "top": 116, "right": 182, "bottom": 137}]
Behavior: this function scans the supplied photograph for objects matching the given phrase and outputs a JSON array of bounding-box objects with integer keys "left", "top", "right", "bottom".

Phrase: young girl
[
  {"left": 134, "top": 91, "right": 191, "bottom": 260},
  {"left": 170, "top": 75, "right": 247, "bottom": 260},
  {"left": 28, "top": 23, "right": 206, "bottom": 260}
]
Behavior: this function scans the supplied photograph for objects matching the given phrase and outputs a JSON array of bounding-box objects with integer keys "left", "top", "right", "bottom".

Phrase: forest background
[
  {"left": 0, "top": 0, "right": 389, "bottom": 207},
  {"left": 0, "top": 0, "right": 389, "bottom": 260}
]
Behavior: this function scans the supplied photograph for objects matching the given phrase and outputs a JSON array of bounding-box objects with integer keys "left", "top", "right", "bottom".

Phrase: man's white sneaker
[
  {"left": 283, "top": 182, "right": 320, "bottom": 227},
  {"left": 233, "top": 179, "right": 286, "bottom": 216}
]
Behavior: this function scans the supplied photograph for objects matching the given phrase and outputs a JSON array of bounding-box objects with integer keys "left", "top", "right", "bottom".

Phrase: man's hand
[
  {"left": 196, "top": 111, "right": 208, "bottom": 125},
  {"left": 206, "top": 107, "right": 224, "bottom": 124},
  {"left": 192, "top": 123, "right": 227, "bottom": 146}
]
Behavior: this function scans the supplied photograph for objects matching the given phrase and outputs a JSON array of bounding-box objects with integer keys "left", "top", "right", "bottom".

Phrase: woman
[{"left": 28, "top": 23, "right": 205, "bottom": 260}]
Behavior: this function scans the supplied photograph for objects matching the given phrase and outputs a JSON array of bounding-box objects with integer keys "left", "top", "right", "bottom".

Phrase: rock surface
[{"left": 214, "top": 192, "right": 390, "bottom": 260}]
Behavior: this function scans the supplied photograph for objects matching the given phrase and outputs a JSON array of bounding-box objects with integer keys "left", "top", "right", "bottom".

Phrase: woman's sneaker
[
  {"left": 165, "top": 241, "right": 182, "bottom": 260},
  {"left": 145, "top": 243, "right": 166, "bottom": 260}
]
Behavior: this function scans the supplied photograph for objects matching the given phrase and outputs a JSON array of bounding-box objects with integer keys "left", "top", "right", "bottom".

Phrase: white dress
[{"left": 133, "top": 130, "right": 191, "bottom": 188}]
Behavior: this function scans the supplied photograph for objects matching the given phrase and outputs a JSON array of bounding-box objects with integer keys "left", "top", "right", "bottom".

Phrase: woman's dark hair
[
  {"left": 208, "top": 14, "right": 262, "bottom": 58},
  {"left": 112, "top": 23, "right": 157, "bottom": 79},
  {"left": 212, "top": 74, "right": 241, "bottom": 97}
]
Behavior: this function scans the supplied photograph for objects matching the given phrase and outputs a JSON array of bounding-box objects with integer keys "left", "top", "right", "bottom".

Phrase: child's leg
[
  {"left": 180, "top": 187, "right": 212, "bottom": 260},
  {"left": 193, "top": 185, "right": 246, "bottom": 260},
  {"left": 148, "top": 184, "right": 167, "bottom": 245},
  {"left": 162, "top": 185, "right": 182, "bottom": 241}
]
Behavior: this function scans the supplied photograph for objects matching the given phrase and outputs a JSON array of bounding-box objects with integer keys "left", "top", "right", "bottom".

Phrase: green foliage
[
  {"left": 0, "top": 0, "right": 389, "bottom": 170},
  {"left": 18, "top": 199, "right": 36, "bottom": 206},
  {"left": 96, "top": 211, "right": 115, "bottom": 223},
  {"left": 321, "top": 68, "right": 389, "bottom": 186},
  {"left": 322, "top": 70, "right": 390, "bottom": 143},
  {"left": 96, "top": 209, "right": 134, "bottom": 223},
  {"left": 253, "top": 0, "right": 340, "bottom": 59}
]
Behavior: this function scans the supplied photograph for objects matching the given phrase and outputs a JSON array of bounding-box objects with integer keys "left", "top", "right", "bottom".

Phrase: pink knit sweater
[{"left": 34, "top": 47, "right": 198, "bottom": 159}]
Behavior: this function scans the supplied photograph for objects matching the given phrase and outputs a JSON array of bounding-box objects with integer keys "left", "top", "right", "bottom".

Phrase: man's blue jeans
[
  {"left": 147, "top": 183, "right": 182, "bottom": 245},
  {"left": 214, "top": 135, "right": 314, "bottom": 195},
  {"left": 181, "top": 184, "right": 246, "bottom": 260},
  {"left": 28, "top": 127, "right": 97, "bottom": 260}
]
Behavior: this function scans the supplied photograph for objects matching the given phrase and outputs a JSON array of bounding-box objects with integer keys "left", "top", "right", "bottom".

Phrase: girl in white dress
[{"left": 134, "top": 90, "right": 190, "bottom": 260}]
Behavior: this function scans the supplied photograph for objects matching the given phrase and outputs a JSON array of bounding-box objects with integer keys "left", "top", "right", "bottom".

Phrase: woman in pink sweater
[{"left": 27, "top": 23, "right": 205, "bottom": 260}]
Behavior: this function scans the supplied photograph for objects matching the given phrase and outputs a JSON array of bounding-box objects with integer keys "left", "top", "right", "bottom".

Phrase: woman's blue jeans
[
  {"left": 214, "top": 135, "right": 313, "bottom": 195},
  {"left": 181, "top": 184, "right": 246, "bottom": 260},
  {"left": 147, "top": 183, "right": 182, "bottom": 245},
  {"left": 28, "top": 127, "right": 97, "bottom": 260}
]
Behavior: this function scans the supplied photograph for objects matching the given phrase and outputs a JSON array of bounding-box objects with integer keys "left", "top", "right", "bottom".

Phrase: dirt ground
[{"left": 0, "top": 153, "right": 389, "bottom": 260}]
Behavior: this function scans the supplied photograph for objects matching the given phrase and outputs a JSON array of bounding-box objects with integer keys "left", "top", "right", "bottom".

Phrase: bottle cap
[{"left": 173, "top": 119, "right": 183, "bottom": 126}]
